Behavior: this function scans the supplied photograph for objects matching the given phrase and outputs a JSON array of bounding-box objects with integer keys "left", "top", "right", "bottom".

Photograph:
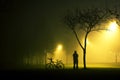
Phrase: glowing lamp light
[
  {"left": 57, "top": 44, "right": 63, "bottom": 51},
  {"left": 87, "top": 39, "right": 89, "bottom": 44},
  {"left": 109, "top": 21, "right": 118, "bottom": 31},
  {"left": 53, "top": 44, "right": 63, "bottom": 60}
]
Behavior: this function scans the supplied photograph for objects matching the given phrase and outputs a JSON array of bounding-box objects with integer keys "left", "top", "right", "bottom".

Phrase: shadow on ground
[{"left": 1, "top": 68, "right": 120, "bottom": 79}]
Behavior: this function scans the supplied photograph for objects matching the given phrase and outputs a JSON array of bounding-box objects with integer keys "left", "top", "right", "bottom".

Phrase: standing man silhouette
[{"left": 73, "top": 50, "right": 78, "bottom": 69}]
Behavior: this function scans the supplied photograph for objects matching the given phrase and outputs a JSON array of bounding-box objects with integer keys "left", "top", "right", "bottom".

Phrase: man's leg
[
  {"left": 73, "top": 62, "right": 75, "bottom": 69},
  {"left": 76, "top": 62, "right": 78, "bottom": 69}
]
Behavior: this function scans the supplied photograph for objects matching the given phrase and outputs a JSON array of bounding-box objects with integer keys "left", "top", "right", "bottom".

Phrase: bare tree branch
[{"left": 72, "top": 29, "right": 84, "bottom": 50}]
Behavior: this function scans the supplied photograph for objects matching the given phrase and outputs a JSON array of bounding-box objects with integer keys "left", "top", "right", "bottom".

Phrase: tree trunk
[
  {"left": 83, "top": 32, "right": 89, "bottom": 69},
  {"left": 83, "top": 49, "right": 86, "bottom": 69}
]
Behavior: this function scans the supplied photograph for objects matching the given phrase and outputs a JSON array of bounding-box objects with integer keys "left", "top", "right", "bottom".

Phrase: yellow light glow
[
  {"left": 53, "top": 44, "right": 66, "bottom": 63},
  {"left": 103, "top": 20, "right": 119, "bottom": 39},
  {"left": 87, "top": 39, "right": 90, "bottom": 45},
  {"left": 57, "top": 44, "right": 63, "bottom": 51},
  {"left": 109, "top": 21, "right": 118, "bottom": 31}
]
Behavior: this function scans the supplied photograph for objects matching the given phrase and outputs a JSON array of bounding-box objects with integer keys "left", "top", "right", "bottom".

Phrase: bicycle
[{"left": 45, "top": 57, "right": 64, "bottom": 69}]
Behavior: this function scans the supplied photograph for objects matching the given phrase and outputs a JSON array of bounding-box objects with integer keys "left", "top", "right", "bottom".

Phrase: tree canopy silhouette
[{"left": 63, "top": 8, "right": 120, "bottom": 69}]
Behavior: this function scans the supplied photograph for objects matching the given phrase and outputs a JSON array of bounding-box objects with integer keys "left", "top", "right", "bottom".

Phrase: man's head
[{"left": 74, "top": 50, "right": 77, "bottom": 53}]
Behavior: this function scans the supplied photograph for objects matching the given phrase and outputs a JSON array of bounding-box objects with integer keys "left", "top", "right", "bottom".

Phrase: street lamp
[
  {"left": 57, "top": 44, "right": 63, "bottom": 51},
  {"left": 53, "top": 44, "right": 63, "bottom": 60},
  {"left": 108, "top": 21, "right": 118, "bottom": 32}
]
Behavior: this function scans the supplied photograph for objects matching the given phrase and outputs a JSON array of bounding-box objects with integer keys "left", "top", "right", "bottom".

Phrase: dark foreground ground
[{"left": 1, "top": 68, "right": 120, "bottom": 80}]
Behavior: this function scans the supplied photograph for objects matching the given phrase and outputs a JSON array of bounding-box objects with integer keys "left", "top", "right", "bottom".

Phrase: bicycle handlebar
[{"left": 47, "top": 58, "right": 63, "bottom": 63}]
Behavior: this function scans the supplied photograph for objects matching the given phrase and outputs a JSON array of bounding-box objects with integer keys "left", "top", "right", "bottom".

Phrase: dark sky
[{"left": 1, "top": 0, "right": 120, "bottom": 68}]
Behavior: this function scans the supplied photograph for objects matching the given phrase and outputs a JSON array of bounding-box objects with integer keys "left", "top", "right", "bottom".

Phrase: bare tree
[{"left": 63, "top": 8, "right": 119, "bottom": 69}]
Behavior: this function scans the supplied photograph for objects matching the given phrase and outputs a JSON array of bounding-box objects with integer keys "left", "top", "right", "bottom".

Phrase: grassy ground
[
  {"left": 1, "top": 68, "right": 120, "bottom": 79},
  {"left": 1, "top": 63, "right": 120, "bottom": 79}
]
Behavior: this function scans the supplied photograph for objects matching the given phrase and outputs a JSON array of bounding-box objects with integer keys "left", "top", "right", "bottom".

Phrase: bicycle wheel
[
  {"left": 45, "top": 63, "right": 54, "bottom": 69},
  {"left": 56, "top": 63, "right": 64, "bottom": 69}
]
